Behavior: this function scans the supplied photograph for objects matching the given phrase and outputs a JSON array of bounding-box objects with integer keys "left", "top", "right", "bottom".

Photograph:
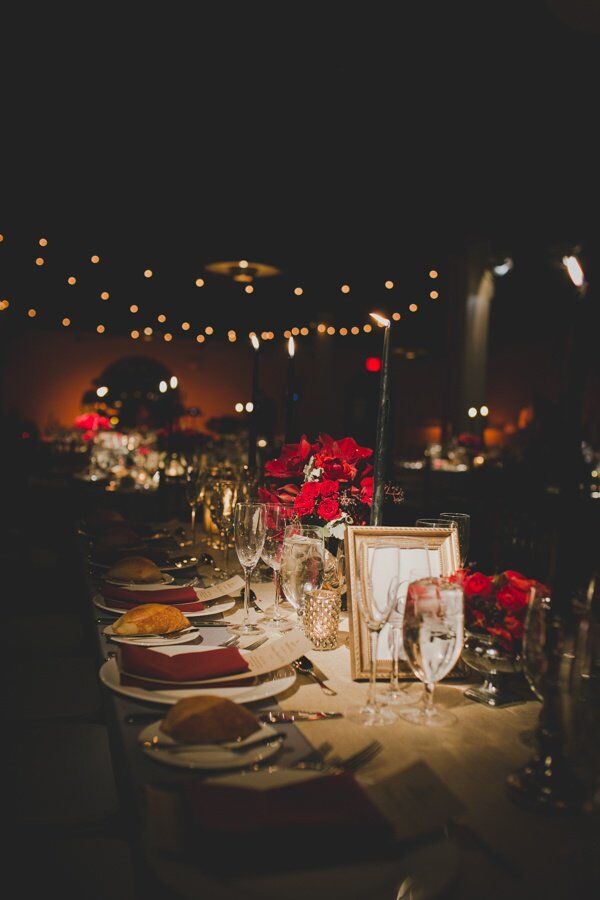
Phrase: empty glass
[
  {"left": 523, "top": 585, "right": 552, "bottom": 700},
  {"left": 399, "top": 576, "right": 464, "bottom": 727},
  {"left": 348, "top": 543, "right": 401, "bottom": 726},
  {"left": 259, "top": 504, "right": 292, "bottom": 629},
  {"left": 184, "top": 468, "right": 201, "bottom": 545},
  {"left": 207, "top": 480, "right": 238, "bottom": 579},
  {"left": 232, "top": 502, "right": 267, "bottom": 636},
  {"left": 439, "top": 513, "right": 470, "bottom": 567},
  {"left": 280, "top": 524, "right": 324, "bottom": 620}
]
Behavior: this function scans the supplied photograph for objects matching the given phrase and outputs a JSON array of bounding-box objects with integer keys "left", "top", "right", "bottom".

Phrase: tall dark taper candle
[
  {"left": 284, "top": 335, "right": 296, "bottom": 443},
  {"left": 248, "top": 334, "right": 260, "bottom": 472},
  {"left": 370, "top": 314, "right": 391, "bottom": 525}
]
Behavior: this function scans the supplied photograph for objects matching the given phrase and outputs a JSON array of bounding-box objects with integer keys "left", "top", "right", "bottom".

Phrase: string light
[
  {"left": 291, "top": 327, "right": 300, "bottom": 336},
  {"left": 385, "top": 280, "right": 394, "bottom": 289},
  {"left": 245, "top": 401, "right": 254, "bottom": 412},
  {"left": 0, "top": 300, "right": 9, "bottom": 310},
  {"left": 300, "top": 327, "right": 309, "bottom": 336},
  {"left": 261, "top": 331, "right": 270, "bottom": 340},
  {"left": 480, "top": 405, "right": 489, "bottom": 416},
  {"left": 228, "top": 330, "right": 237, "bottom": 342},
  {"left": 257, "top": 438, "right": 267, "bottom": 448},
  {"left": 196, "top": 334, "right": 205, "bottom": 343},
  {"left": 239, "top": 260, "right": 249, "bottom": 269},
  {"left": 170, "top": 376, "right": 178, "bottom": 389},
  {"left": 131, "top": 329, "right": 139, "bottom": 339},
  {"left": 294, "top": 287, "right": 303, "bottom": 296},
  {"left": 245, "top": 284, "right": 254, "bottom": 294},
  {"left": 205, "top": 326, "right": 214, "bottom": 335},
  {"left": 341, "top": 284, "right": 350, "bottom": 294},
  {"left": 159, "top": 380, "right": 167, "bottom": 393},
  {"left": 38, "top": 238, "right": 47, "bottom": 247},
  {"left": 468, "top": 407, "right": 477, "bottom": 418},
  {"left": 143, "top": 326, "right": 153, "bottom": 336},
  {"left": 317, "top": 323, "right": 326, "bottom": 333},
  {"left": 96, "top": 385, "right": 109, "bottom": 397},
  {"left": 195, "top": 278, "right": 205, "bottom": 287},
  {"left": 409, "top": 303, "right": 418, "bottom": 312},
  {"left": 96, "top": 324, "right": 105, "bottom": 333},
  {"left": 100, "top": 291, "right": 110, "bottom": 300},
  {"left": 28, "top": 308, "right": 37, "bottom": 317},
  {"left": 235, "top": 402, "right": 244, "bottom": 412},
  {"left": 67, "top": 276, "right": 76, "bottom": 285},
  {"left": 363, "top": 323, "right": 372, "bottom": 332},
  {"left": 0, "top": 234, "right": 3, "bottom": 242},
  {"left": 284, "top": 330, "right": 291, "bottom": 339},
  {"left": 62, "top": 317, "right": 70, "bottom": 327},
  {"left": 392, "top": 312, "right": 401, "bottom": 321},
  {"left": 130, "top": 304, "right": 138, "bottom": 313},
  {"left": 563, "top": 255, "right": 585, "bottom": 288},
  {"left": 327, "top": 326, "right": 336, "bottom": 335},
  {"left": 339, "top": 327, "right": 348, "bottom": 335},
  {"left": 144, "top": 269, "right": 153, "bottom": 278},
  {"left": 181, "top": 321, "right": 190, "bottom": 331},
  {"left": 429, "top": 270, "right": 438, "bottom": 279},
  {"left": 91, "top": 255, "right": 100, "bottom": 264},
  {"left": 157, "top": 314, "right": 166, "bottom": 323},
  {"left": 164, "top": 333, "right": 173, "bottom": 342},
  {"left": 351, "top": 326, "right": 359, "bottom": 335}
]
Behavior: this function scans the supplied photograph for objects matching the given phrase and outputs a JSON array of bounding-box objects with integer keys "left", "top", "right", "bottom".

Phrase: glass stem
[
  {"left": 424, "top": 682, "right": 435, "bottom": 716},
  {"left": 273, "top": 569, "right": 281, "bottom": 620},
  {"left": 190, "top": 506, "right": 196, "bottom": 545},
  {"left": 242, "top": 567, "right": 251, "bottom": 627},
  {"left": 223, "top": 532, "right": 229, "bottom": 573},
  {"left": 367, "top": 628, "right": 379, "bottom": 710},
  {"left": 390, "top": 626, "right": 400, "bottom": 692}
]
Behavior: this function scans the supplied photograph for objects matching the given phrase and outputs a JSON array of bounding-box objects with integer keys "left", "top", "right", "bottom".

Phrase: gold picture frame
[{"left": 344, "top": 526, "right": 460, "bottom": 680}]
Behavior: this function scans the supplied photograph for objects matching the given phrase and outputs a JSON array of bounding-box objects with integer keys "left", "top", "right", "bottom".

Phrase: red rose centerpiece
[
  {"left": 261, "top": 434, "right": 374, "bottom": 539},
  {"left": 459, "top": 568, "right": 550, "bottom": 707}
]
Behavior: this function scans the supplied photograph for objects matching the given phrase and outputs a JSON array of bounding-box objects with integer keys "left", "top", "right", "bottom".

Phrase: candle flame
[
  {"left": 250, "top": 333, "right": 260, "bottom": 350},
  {"left": 288, "top": 336, "right": 295, "bottom": 358},
  {"left": 562, "top": 255, "right": 585, "bottom": 288},
  {"left": 370, "top": 312, "right": 391, "bottom": 327}
]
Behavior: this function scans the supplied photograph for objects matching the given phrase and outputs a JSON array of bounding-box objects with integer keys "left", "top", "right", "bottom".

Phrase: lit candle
[
  {"left": 369, "top": 312, "right": 391, "bottom": 525},
  {"left": 248, "top": 334, "right": 260, "bottom": 471},
  {"left": 284, "top": 335, "right": 296, "bottom": 443}
]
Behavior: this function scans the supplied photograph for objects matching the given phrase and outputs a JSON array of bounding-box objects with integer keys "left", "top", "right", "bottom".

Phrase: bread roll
[
  {"left": 113, "top": 603, "right": 190, "bottom": 635},
  {"left": 162, "top": 696, "right": 259, "bottom": 744},
  {"left": 106, "top": 556, "right": 163, "bottom": 583}
]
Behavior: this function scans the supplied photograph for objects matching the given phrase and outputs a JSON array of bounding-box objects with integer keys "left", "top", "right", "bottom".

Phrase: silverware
[
  {"left": 142, "top": 734, "right": 285, "bottom": 755},
  {"left": 184, "top": 619, "right": 229, "bottom": 627},
  {"left": 259, "top": 710, "right": 343, "bottom": 724},
  {"left": 243, "top": 635, "right": 268, "bottom": 652},
  {"left": 292, "top": 656, "right": 337, "bottom": 695},
  {"left": 328, "top": 740, "right": 383, "bottom": 772},
  {"left": 220, "top": 635, "right": 240, "bottom": 648},
  {"left": 108, "top": 626, "right": 198, "bottom": 641}
]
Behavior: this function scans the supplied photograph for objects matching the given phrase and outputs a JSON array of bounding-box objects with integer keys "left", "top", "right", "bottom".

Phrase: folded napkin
[
  {"left": 180, "top": 773, "right": 393, "bottom": 872},
  {"left": 119, "top": 644, "right": 249, "bottom": 683},
  {"left": 102, "top": 583, "right": 199, "bottom": 604}
]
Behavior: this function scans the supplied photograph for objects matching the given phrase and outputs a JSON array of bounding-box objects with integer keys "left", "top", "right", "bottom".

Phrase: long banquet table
[{"left": 85, "top": 542, "right": 598, "bottom": 900}]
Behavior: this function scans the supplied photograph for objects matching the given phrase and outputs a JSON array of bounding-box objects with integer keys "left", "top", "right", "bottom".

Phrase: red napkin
[
  {"left": 102, "top": 582, "right": 199, "bottom": 605},
  {"left": 104, "top": 596, "right": 206, "bottom": 613},
  {"left": 119, "top": 644, "right": 249, "bottom": 683}
]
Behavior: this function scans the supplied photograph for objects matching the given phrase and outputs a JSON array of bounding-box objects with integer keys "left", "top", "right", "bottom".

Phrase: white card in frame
[{"left": 344, "top": 525, "right": 460, "bottom": 680}]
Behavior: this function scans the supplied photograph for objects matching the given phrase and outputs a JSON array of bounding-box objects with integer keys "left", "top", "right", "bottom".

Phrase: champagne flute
[
  {"left": 399, "top": 576, "right": 464, "bottom": 727},
  {"left": 184, "top": 467, "right": 200, "bottom": 546},
  {"left": 523, "top": 585, "right": 552, "bottom": 701},
  {"left": 280, "top": 524, "right": 325, "bottom": 621},
  {"left": 348, "top": 543, "right": 400, "bottom": 726},
  {"left": 260, "top": 504, "right": 292, "bottom": 629},
  {"left": 439, "top": 512, "right": 470, "bottom": 567},
  {"left": 232, "top": 502, "right": 267, "bottom": 636},
  {"left": 208, "top": 480, "right": 238, "bottom": 579}
]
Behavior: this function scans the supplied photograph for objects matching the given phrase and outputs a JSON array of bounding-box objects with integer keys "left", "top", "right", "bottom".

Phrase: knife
[{"left": 259, "top": 710, "right": 343, "bottom": 723}]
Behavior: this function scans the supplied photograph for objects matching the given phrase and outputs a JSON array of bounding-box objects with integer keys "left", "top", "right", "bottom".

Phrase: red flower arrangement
[
  {"left": 261, "top": 434, "right": 374, "bottom": 537},
  {"left": 456, "top": 568, "right": 549, "bottom": 652},
  {"left": 74, "top": 413, "right": 112, "bottom": 441}
]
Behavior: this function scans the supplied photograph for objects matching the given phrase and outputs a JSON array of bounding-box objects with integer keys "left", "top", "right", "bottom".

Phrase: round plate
[
  {"left": 93, "top": 594, "right": 236, "bottom": 619},
  {"left": 138, "top": 720, "right": 282, "bottom": 770},
  {"left": 99, "top": 657, "right": 297, "bottom": 705},
  {"left": 90, "top": 558, "right": 199, "bottom": 573},
  {"left": 103, "top": 624, "right": 202, "bottom": 647},
  {"left": 103, "top": 574, "right": 175, "bottom": 587}
]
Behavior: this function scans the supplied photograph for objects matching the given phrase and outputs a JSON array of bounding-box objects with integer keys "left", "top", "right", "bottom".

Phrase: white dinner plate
[
  {"left": 103, "top": 574, "right": 175, "bottom": 587},
  {"left": 103, "top": 624, "right": 202, "bottom": 647},
  {"left": 99, "top": 657, "right": 297, "bottom": 705},
  {"left": 137, "top": 720, "right": 282, "bottom": 770},
  {"left": 90, "top": 557, "right": 199, "bottom": 573},
  {"left": 93, "top": 594, "right": 236, "bottom": 619}
]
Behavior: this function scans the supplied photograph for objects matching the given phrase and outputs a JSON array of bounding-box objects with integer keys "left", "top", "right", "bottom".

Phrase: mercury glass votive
[{"left": 304, "top": 588, "right": 340, "bottom": 650}]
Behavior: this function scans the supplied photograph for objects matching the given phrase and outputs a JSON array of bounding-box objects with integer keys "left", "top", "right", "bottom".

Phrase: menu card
[{"left": 192, "top": 574, "right": 244, "bottom": 603}]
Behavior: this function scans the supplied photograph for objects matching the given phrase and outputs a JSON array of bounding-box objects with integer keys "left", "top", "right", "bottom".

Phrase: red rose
[
  {"left": 319, "top": 457, "right": 357, "bottom": 482},
  {"left": 319, "top": 480, "right": 339, "bottom": 499},
  {"left": 360, "top": 476, "right": 374, "bottom": 505},
  {"left": 504, "top": 614, "right": 524, "bottom": 640},
  {"left": 317, "top": 498, "right": 341, "bottom": 522},
  {"left": 293, "top": 481, "right": 321, "bottom": 516},
  {"left": 488, "top": 626, "right": 513, "bottom": 652},
  {"left": 264, "top": 435, "right": 314, "bottom": 479},
  {"left": 259, "top": 483, "right": 299, "bottom": 507},
  {"left": 464, "top": 572, "right": 494, "bottom": 599},
  {"left": 504, "top": 571, "right": 535, "bottom": 593},
  {"left": 497, "top": 583, "right": 529, "bottom": 613}
]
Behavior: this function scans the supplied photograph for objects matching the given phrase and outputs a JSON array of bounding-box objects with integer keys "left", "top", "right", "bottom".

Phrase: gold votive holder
[{"left": 304, "top": 588, "right": 340, "bottom": 650}]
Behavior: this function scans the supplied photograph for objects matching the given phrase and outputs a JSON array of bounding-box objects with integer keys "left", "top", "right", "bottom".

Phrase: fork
[
  {"left": 328, "top": 740, "right": 383, "bottom": 772},
  {"left": 242, "top": 635, "right": 268, "bottom": 652}
]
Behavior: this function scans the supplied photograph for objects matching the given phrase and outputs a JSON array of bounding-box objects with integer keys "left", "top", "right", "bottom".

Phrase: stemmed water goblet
[
  {"left": 207, "top": 480, "right": 238, "bottom": 580},
  {"left": 399, "top": 575, "right": 464, "bottom": 727},
  {"left": 232, "top": 502, "right": 267, "bottom": 636},
  {"left": 280, "top": 524, "right": 325, "bottom": 622},
  {"left": 348, "top": 543, "right": 401, "bottom": 726},
  {"left": 184, "top": 467, "right": 201, "bottom": 546},
  {"left": 259, "top": 504, "right": 292, "bottom": 630}
]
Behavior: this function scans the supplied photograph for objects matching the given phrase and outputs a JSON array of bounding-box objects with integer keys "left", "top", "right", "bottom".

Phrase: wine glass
[
  {"left": 399, "top": 576, "right": 464, "bottom": 727},
  {"left": 260, "top": 504, "right": 292, "bottom": 629},
  {"left": 207, "top": 479, "right": 238, "bottom": 580},
  {"left": 348, "top": 543, "right": 401, "bottom": 726},
  {"left": 439, "top": 513, "right": 470, "bottom": 567},
  {"left": 184, "top": 468, "right": 201, "bottom": 546},
  {"left": 280, "top": 524, "right": 325, "bottom": 621},
  {"left": 523, "top": 585, "right": 552, "bottom": 701},
  {"left": 385, "top": 564, "right": 424, "bottom": 707},
  {"left": 232, "top": 502, "right": 267, "bottom": 636}
]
